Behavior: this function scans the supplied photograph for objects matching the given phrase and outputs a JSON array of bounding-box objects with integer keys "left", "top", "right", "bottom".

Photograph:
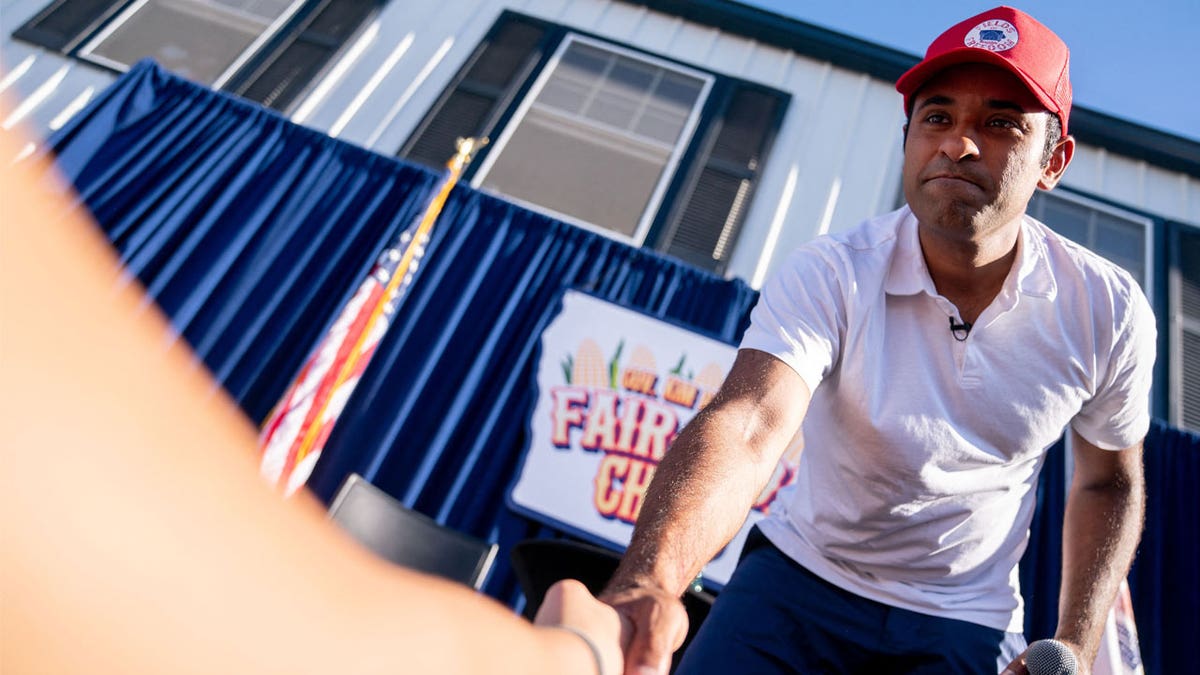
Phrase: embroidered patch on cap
[{"left": 964, "top": 19, "right": 1019, "bottom": 51}]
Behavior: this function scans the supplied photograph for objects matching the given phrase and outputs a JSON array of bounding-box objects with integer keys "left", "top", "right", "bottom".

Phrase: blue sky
[{"left": 744, "top": 1, "right": 1200, "bottom": 142}]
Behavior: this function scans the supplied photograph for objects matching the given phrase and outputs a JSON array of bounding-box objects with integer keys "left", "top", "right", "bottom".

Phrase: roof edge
[{"left": 620, "top": 0, "right": 1200, "bottom": 177}]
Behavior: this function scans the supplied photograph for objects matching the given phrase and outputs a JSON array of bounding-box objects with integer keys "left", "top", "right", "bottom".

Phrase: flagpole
[{"left": 260, "top": 138, "right": 486, "bottom": 493}]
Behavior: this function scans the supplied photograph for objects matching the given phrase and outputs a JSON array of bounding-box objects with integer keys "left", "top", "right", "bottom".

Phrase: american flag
[
  {"left": 1093, "top": 579, "right": 1144, "bottom": 675},
  {"left": 259, "top": 138, "right": 485, "bottom": 495}
]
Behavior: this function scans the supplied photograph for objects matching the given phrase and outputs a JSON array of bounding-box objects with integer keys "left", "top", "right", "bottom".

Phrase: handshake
[
  {"left": 537, "top": 578, "right": 1081, "bottom": 675},
  {"left": 533, "top": 580, "right": 633, "bottom": 675},
  {"left": 534, "top": 579, "right": 688, "bottom": 675}
]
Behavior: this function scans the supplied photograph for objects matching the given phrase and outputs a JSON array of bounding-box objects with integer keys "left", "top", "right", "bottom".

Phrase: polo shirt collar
[{"left": 884, "top": 209, "right": 1058, "bottom": 301}]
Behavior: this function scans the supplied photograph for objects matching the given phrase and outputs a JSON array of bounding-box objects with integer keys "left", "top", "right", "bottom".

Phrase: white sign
[{"left": 509, "top": 291, "right": 798, "bottom": 587}]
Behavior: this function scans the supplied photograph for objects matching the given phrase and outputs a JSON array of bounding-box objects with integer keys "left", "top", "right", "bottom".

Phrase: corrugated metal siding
[
  {"left": 3, "top": 0, "right": 1197, "bottom": 283},
  {"left": 1062, "top": 146, "right": 1200, "bottom": 225},
  {"left": 288, "top": 0, "right": 500, "bottom": 146},
  {"left": 291, "top": 0, "right": 913, "bottom": 284},
  {"left": 1, "top": 40, "right": 115, "bottom": 136}
]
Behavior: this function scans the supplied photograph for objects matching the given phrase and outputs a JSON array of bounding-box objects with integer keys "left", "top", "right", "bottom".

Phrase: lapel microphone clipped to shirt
[{"left": 948, "top": 316, "right": 973, "bottom": 341}]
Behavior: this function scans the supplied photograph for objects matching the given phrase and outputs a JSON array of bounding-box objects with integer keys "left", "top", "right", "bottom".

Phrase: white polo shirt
[{"left": 742, "top": 205, "right": 1156, "bottom": 631}]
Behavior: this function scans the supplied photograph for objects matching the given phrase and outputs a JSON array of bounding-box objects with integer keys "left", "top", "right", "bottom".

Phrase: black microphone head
[{"left": 1026, "top": 639, "right": 1078, "bottom": 675}]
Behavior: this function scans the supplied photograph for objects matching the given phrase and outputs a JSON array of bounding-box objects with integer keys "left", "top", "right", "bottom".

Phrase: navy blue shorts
[{"left": 675, "top": 529, "right": 1026, "bottom": 674}]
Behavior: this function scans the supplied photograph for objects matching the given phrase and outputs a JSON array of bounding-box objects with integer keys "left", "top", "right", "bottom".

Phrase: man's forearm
[
  {"left": 605, "top": 399, "right": 790, "bottom": 597},
  {"left": 1056, "top": 455, "right": 1145, "bottom": 665}
]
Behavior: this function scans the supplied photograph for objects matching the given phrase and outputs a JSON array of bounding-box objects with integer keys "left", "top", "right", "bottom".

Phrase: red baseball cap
[{"left": 896, "top": 6, "right": 1071, "bottom": 133}]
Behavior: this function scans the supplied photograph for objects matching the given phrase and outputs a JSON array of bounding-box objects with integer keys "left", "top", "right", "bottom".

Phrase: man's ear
[
  {"left": 1038, "top": 135, "right": 1075, "bottom": 190},
  {"left": 902, "top": 123, "right": 909, "bottom": 150}
]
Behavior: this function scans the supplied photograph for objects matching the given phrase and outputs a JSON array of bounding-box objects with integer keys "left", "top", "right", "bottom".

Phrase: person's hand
[
  {"left": 999, "top": 639, "right": 1087, "bottom": 675},
  {"left": 600, "top": 583, "right": 689, "bottom": 675},
  {"left": 1000, "top": 652, "right": 1029, "bottom": 675},
  {"left": 535, "top": 579, "right": 630, "bottom": 675}
]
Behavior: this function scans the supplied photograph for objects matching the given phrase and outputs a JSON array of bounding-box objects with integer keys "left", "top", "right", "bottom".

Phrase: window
[
  {"left": 1171, "top": 225, "right": 1200, "bottom": 431},
  {"left": 1031, "top": 189, "right": 1200, "bottom": 433},
  {"left": 473, "top": 36, "right": 710, "bottom": 243},
  {"left": 77, "top": 0, "right": 302, "bottom": 86},
  {"left": 12, "top": 0, "right": 379, "bottom": 110},
  {"left": 400, "top": 12, "right": 787, "bottom": 275},
  {"left": 229, "top": 0, "right": 380, "bottom": 110},
  {"left": 1028, "top": 189, "right": 1152, "bottom": 294}
]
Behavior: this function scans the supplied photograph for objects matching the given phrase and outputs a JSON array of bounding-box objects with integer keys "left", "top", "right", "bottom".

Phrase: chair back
[
  {"left": 509, "top": 538, "right": 715, "bottom": 672},
  {"left": 510, "top": 538, "right": 624, "bottom": 618},
  {"left": 328, "top": 474, "right": 498, "bottom": 589}
]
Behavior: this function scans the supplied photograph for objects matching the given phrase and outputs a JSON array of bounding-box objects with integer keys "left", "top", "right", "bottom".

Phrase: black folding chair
[{"left": 328, "top": 474, "right": 498, "bottom": 590}]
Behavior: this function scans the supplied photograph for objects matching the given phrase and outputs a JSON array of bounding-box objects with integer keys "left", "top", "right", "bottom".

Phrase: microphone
[
  {"left": 1025, "top": 639, "right": 1078, "bottom": 675},
  {"left": 948, "top": 316, "right": 972, "bottom": 341}
]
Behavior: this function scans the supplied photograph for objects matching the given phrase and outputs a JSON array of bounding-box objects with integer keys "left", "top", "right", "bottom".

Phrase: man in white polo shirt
[{"left": 600, "top": 6, "right": 1155, "bottom": 675}]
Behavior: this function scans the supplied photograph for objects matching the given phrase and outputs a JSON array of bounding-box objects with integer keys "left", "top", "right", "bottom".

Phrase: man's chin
[{"left": 913, "top": 201, "right": 985, "bottom": 232}]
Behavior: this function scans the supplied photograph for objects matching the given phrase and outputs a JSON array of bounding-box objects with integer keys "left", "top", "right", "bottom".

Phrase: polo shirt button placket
[
  {"left": 951, "top": 335, "right": 968, "bottom": 379},
  {"left": 959, "top": 334, "right": 982, "bottom": 387}
]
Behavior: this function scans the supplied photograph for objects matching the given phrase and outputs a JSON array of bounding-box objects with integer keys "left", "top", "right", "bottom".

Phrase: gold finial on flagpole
[{"left": 450, "top": 137, "right": 488, "bottom": 173}]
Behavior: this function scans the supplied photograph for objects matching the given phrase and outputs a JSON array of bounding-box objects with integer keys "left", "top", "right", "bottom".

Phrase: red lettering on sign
[
  {"left": 631, "top": 399, "right": 678, "bottom": 461},
  {"left": 549, "top": 387, "right": 588, "bottom": 448},
  {"left": 593, "top": 454, "right": 626, "bottom": 518},
  {"left": 615, "top": 396, "right": 644, "bottom": 454},
  {"left": 592, "top": 454, "right": 658, "bottom": 524},
  {"left": 580, "top": 389, "right": 619, "bottom": 451},
  {"left": 616, "top": 458, "right": 655, "bottom": 522}
]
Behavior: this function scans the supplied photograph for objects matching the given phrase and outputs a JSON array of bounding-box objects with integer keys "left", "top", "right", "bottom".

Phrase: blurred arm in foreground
[{"left": 0, "top": 115, "right": 625, "bottom": 675}]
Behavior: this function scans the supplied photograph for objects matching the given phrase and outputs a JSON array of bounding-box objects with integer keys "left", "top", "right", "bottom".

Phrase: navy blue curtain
[
  {"left": 1019, "top": 437, "right": 1067, "bottom": 642},
  {"left": 45, "top": 62, "right": 1198, "bottom": 665},
  {"left": 1129, "top": 420, "right": 1200, "bottom": 675},
  {"left": 44, "top": 61, "right": 759, "bottom": 606},
  {"left": 45, "top": 60, "right": 443, "bottom": 422}
]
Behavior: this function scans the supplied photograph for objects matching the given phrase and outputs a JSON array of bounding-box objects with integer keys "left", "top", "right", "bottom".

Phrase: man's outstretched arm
[
  {"left": 1056, "top": 432, "right": 1145, "bottom": 671},
  {"left": 1002, "top": 430, "right": 1145, "bottom": 675},
  {"left": 600, "top": 348, "right": 810, "bottom": 675}
]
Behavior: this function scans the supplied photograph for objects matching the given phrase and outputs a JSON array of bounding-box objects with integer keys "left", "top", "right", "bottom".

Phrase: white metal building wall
[
  {"left": 1064, "top": 145, "right": 1199, "bottom": 227},
  {"left": 1, "top": 0, "right": 115, "bottom": 139},
  {"left": 280, "top": 0, "right": 910, "bottom": 284},
  {"left": 2, "top": 0, "right": 1196, "bottom": 285}
]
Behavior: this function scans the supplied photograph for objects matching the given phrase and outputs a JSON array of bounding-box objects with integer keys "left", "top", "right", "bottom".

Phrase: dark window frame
[
  {"left": 1028, "top": 188, "right": 1155, "bottom": 294},
  {"left": 470, "top": 31, "right": 720, "bottom": 247},
  {"left": 10, "top": 0, "right": 382, "bottom": 111},
  {"left": 12, "top": 0, "right": 126, "bottom": 53},
  {"left": 399, "top": 10, "right": 790, "bottom": 275},
  {"left": 399, "top": 12, "right": 558, "bottom": 170},
  {"left": 646, "top": 78, "right": 787, "bottom": 272},
  {"left": 1037, "top": 184, "right": 1200, "bottom": 431},
  {"left": 1169, "top": 221, "right": 1200, "bottom": 432}
]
